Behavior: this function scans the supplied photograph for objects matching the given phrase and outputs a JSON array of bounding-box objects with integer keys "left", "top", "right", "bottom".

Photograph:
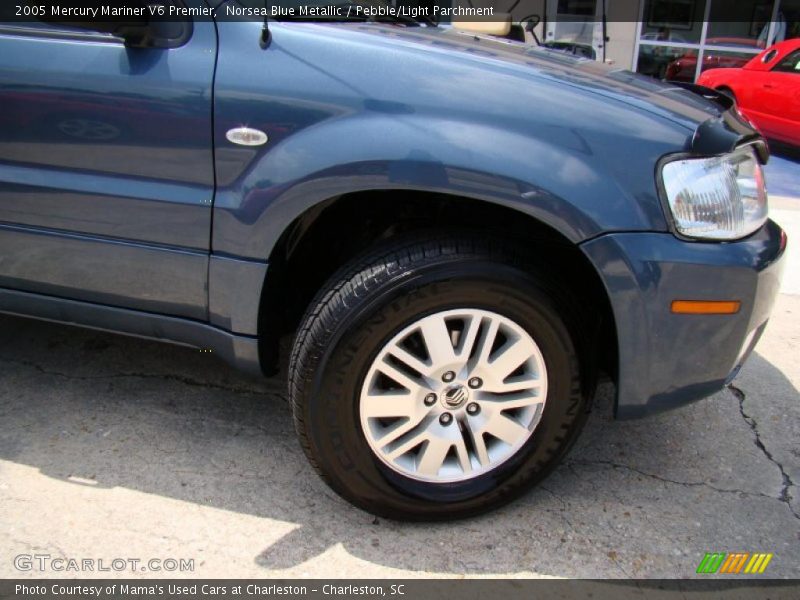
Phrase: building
[{"left": 499, "top": 0, "right": 799, "bottom": 81}]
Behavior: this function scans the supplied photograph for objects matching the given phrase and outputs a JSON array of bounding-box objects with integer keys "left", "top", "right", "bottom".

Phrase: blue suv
[{"left": 0, "top": 1, "right": 787, "bottom": 519}]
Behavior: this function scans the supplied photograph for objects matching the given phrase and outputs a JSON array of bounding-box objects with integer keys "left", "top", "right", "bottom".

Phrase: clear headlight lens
[{"left": 661, "top": 146, "right": 768, "bottom": 240}]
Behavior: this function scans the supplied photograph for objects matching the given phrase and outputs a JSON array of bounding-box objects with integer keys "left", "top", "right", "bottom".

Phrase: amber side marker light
[{"left": 671, "top": 300, "right": 741, "bottom": 315}]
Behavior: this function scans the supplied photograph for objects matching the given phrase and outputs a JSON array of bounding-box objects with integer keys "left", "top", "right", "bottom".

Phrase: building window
[
  {"left": 776, "top": 0, "right": 800, "bottom": 41},
  {"left": 637, "top": 45, "right": 697, "bottom": 80},
  {"left": 641, "top": 0, "right": 706, "bottom": 44},
  {"left": 635, "top": 0, "right": 800, "bottom": 82},
  {"left": 706, "top": 1, "right": 774, "bottom": 48}
]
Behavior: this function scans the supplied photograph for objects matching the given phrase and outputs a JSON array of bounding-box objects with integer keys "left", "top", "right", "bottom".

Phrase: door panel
[
  {"left": 749, "top": 50, "right": 800, "bottom": 142},
  {"left": 762, "top": 73, "right": 800, "bottom": 143},
  {"left": 0, "top": 5, "right": 216, "bottom": 318},
  {"left": 766, "top": 50, "right": 800, "bottom": 121},
  {"left": 0, "top": 224, "right": 208, "bottom": 319}
]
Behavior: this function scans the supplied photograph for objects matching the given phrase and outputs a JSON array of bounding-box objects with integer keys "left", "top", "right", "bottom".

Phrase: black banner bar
[
  {"left": 0, "top": 1, "right": 793, "bottom": 24},
  {"left": 2, "top": 580, "right": 800, "bottom": 600}
]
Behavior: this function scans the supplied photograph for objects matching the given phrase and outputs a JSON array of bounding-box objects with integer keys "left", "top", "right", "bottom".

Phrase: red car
[
  {"left": 666, "top": 38, "right": 762, "bottom": 83},
  {"left": 698, "top": 39, "right": 800, "bottom": 147}
]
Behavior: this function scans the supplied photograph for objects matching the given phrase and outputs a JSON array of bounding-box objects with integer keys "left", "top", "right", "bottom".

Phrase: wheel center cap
[{"left": 443, "top": 384, "right": 469, "bottom": 409}]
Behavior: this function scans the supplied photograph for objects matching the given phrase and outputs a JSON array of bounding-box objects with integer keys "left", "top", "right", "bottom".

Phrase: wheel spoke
[
  {"left": 377, "top": 418, "right": 425, "bottom": 448},
  {"left": 484, "top": 414, "right": 532, "bottom": 446},
  {"left": 481, "top": 392, "right": 544, "bottom": 410},
  {"left": 453, "top": 435, "right": 473, "bottom": 474},
  {"left": 493, "top": 377, "right": 543, "bottom": 394},
  {"left": 418, "top": 315, "right": 457, "bottom": 366},
  {"left": 416, "top": 437, "right": 452, "bottom": 477},
  {"left": 361, "top": 391, "right": 420, "bottom": 419},
  {"left": 469, "top": 428, "right": 491, "bottom": 467},
  {"left": 386, "top": 429, "right": 429, "bottom": 460},
  {"left": 386, "top": 345, "right": 432, "bottom": 378},
  {"left": 473, "top": 318, "right": 501, "bottom": 369},
  {"left": 455, "top": 314, "right": 482, "bottom": 359},
  {"left": 488, "top": 335, "right": 537, "bottom": 380},
  {"left": 375, "top": 358, "right": 428, "bottom": 394}
]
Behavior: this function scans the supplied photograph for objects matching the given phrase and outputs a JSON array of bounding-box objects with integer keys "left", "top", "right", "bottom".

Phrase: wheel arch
[
  {"left": 716, "top": 85, "right": 737, "bottom": 100},
  {"left": 211, "top": 111, "right": 667, "bottom": 264},
  {"left": 255, "top": 189, "right": 619, "bottom": 402}
]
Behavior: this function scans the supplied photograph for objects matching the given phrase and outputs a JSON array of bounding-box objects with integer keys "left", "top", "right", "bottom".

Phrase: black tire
[
  {"left": 718, "top": 87, "right": 737, "bottom": 103},
  {"left": 288, "top": 234, "right": 589, "bottom": 520}
]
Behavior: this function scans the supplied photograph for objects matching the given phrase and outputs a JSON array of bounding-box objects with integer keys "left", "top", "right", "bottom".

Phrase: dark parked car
[
  {"left": 0, "top": 1, "right": 787, "bottom": 520},
  {"left": 664, "top": 37, "right": 762, "bottom": 83}
]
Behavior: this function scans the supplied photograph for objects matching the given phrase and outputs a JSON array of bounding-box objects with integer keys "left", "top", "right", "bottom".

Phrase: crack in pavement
[
  {"left": 566, "top": 458, "right": 781, "bottom": 502},
  {"left": 0, "top": 356, "right": 272, "bottom": 397},
  {"left": 728, "top": 383, "right": 800, "bottom": 521}
]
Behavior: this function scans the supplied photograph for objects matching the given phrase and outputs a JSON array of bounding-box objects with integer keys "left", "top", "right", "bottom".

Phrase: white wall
[{"left": 605, "top": 0, "right": 642, "bottom": 69}]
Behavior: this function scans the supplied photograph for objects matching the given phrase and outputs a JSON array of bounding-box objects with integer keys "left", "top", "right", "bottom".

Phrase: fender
[
  {"left": 211, "top": 111, "right": 654, "bottom": 260},
  {"left": 210, "top": 21, "right": 696, "bottom": 263},
  {"left": 211, "top": 106, "right": 681, "bottom": 256}
]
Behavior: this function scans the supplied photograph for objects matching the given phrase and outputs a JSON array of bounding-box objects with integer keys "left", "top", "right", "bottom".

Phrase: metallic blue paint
[
  {"left": 0, "top": 222, "right": 208, "bottom": 319},
  {"left": 0, "top": 10, "right": 788, "bottom": 417},
  {"left": 211, "top": 21, "right": 720, "bottom": 259},
  {"left": 0, "top": 0, "right": 215, "bottom": 318},
  {"left": 208, "top": 255, "right": 268, "bottom": 335},
  {"left": 0, "top": 286, "right": 262, "bottom": 375},
  {"left": 581, "top": 219, "right": 786, "bottom": 418}
]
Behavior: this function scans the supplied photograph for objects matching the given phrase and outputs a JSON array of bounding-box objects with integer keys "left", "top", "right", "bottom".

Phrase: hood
[
  {"left": 310, "top": 23, "right": 762, "bottom": 156},
  {"left": 338, "top": 23, "right": 726, "bottom": 133},
  {"left": 251, "top": 20, "right": 763, "bottom": 159}
]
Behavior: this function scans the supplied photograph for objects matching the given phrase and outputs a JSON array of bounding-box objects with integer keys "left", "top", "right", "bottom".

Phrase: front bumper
[{"left": 581, "top": 219, "right": 786, "bottom": 419}]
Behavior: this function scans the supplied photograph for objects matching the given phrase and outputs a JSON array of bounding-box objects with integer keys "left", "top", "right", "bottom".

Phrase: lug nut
[
  {"left": 439, "top": 413, "right": 453, "bottom": 426},
  {"left": 424, "top": 393, "right": 437, "bottom": 407},
  {"left": 468, "top": 377, "right": 483, "bottom": 389},
  {"left": 466, "top": 403, "right": 480, "bottom": 415},
  {"left": 442, "top": 371, "right": 456, "bottom": 383}
]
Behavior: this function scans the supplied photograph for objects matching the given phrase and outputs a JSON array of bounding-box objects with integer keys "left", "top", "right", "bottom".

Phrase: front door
[{"left": 0, "top": 2, "right": 216, "bottom": 320}]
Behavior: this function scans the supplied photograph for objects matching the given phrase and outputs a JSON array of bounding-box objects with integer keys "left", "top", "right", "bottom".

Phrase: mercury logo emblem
[
  {"left": 444, "top": 384, "right": 469, "bottom": 408},
  {"left": 226, "top": 127, "right": 268, "bottom": 147}
]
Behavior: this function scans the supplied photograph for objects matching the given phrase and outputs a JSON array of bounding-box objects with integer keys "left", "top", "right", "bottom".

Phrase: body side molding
[{"left": 0, "top": 287, "right": 262, "bottom": 375}]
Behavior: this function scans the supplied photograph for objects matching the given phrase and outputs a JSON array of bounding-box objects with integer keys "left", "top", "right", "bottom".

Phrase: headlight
[{"left": 660, "top": 146, "right": 768, "bottom": 240}]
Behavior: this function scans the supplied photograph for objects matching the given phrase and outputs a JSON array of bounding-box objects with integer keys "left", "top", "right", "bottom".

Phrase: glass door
[{"left": 545, "top": 0, "right": 606, "bottom": 61}]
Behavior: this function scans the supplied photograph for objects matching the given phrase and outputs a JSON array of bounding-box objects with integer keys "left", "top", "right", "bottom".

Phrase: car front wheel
[{"left": 288, "top": 234, "right": 589, "bottom": 520}]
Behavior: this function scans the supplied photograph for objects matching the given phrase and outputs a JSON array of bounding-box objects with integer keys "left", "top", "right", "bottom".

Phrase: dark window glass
[
  {"left": 557, "top": 0, "right": 597, "bottom": 17},
  {"left": 641, "top": 0, "right": 707, "bottom": 45},
  {"left": 707, "top": 0, "right": 774, "bottom": 49},
  {"left": 762, "top": 49, "right": 780, "bottom": 62},
  {"left": 774, "top": 0, "right": 800, "bottom": 42},
  {"left": 773, "top": 49, "right": 800, "bottom": 72}
]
